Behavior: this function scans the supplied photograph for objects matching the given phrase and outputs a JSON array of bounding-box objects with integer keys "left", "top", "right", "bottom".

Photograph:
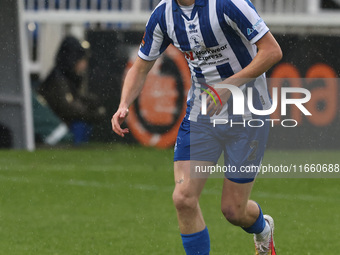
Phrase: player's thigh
[
  {"left": 173, "top": 160, "right": 212, "bottom": 199},
  {"left": 221, "top": 178, "right": 255, "bottom": 208},
  {"left": 173, "top": 117, "right": 221, "bottom": 200},
  {"left": 224, "top": 120, "right": 270, "bottom": 183},
  {"left": 174, "top": 117, "right": 222, "bottom": 163}
]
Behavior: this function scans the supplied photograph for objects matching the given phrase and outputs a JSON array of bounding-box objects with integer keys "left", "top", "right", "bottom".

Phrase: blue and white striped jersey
[{"left": 138, "top": 0, "right": 272, "bottom": 122}]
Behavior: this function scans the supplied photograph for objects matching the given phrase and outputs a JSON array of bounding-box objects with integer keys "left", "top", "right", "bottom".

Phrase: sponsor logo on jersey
[{"left": 184, "top": 44, "right": 229, "bottom": 62}]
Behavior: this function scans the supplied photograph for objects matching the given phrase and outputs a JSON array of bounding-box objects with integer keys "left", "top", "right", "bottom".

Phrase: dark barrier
[
  {"left": 87, "top": 31, "right": 340, "bottom": 149},
  {"left": 266, "top": 34, "right": 340, "bottom": 149},
  {"left": 0, "top": 0, "right": 28, "bottom": 149},
  {"left": 87, "top": 30, "right": 140, "bottom": 143}
]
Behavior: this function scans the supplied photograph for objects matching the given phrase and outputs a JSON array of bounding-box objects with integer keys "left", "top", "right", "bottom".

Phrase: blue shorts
[{"left": 174, "top": 116, "right": 270, "bottom": 183}]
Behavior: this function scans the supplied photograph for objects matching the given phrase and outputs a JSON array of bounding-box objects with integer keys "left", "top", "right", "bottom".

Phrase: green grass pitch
[{"left": 0, "top": 145, "right": 339, "bottom": 254}]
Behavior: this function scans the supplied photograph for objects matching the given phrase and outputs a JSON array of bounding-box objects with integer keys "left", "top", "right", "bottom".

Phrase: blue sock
[
  {"left": 180, "top": 226, "right": 210, "bottom": 255},
  {"left": 242, "top": 204, "right": 266, "bottom": 234}
]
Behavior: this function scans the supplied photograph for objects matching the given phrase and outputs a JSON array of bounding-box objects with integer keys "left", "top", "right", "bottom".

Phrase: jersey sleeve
[
  {"left": 138, "top": 5, "right": 170, "bottom": 61},
  {"left": 223, "top": 0, "right": 269, "bottom": 44}
]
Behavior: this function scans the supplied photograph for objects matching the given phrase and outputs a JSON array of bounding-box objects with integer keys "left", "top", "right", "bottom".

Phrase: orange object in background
[
  {"left": 126, "top": 45, "right": 191, "bottom": 148},
  {"left": 138, "top": 74, "right": 178, "bottom": 126},
  {"left": 269, "top": 62, "right": 338, "bottom": 127}
]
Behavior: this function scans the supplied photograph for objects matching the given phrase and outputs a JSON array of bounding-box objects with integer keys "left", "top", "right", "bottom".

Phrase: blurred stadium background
[{"left": 0, "top": 0, "right": 340, "bottom": 254}]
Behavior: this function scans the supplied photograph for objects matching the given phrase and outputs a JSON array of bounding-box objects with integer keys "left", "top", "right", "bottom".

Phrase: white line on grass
[{"left": 0, "top": 175, "right": 338, "bottom": 203}]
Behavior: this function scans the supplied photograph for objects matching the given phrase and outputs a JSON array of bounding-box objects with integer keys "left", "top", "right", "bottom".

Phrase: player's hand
[
  {"left": 205, "top": 87, "right": 231, "bottom": 117},
  {"left": 111, "top": 107, "right": 130, "bottom": 137}
]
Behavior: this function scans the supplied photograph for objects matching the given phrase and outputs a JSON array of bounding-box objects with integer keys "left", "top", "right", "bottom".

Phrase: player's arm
[
  {"left": 207, "top": 32, "right": 282, "bottom": 116},
  {"left": 111, "top": 56, "right": 156, "bottom": 137},
  {"left": 221, "top": 0, "right": 282, "bottom": 85},
  {"left": 223, "top": 31, "right": 282, "bottom": 87}
]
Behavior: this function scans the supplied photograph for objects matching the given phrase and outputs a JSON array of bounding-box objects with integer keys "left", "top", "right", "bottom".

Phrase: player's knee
[
  {"left": 172, "top": 189, "right": 198, "bottom": 212},
  {"left": 221, "top": 205, "right": 245, "bottom": 226}
]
